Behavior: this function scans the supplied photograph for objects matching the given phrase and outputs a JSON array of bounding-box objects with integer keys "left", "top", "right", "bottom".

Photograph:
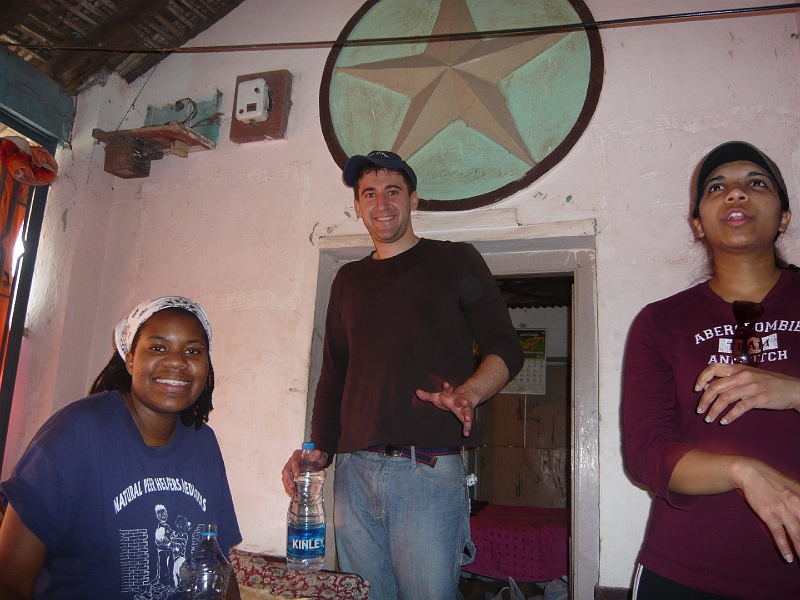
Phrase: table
[{"left": 231, "top": 549, "right": 369, "bottom": 600}]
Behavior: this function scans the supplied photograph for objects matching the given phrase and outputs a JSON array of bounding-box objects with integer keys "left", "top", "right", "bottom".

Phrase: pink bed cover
[{"left": 463, "top": 504, "right": 569, "bottom": 583}]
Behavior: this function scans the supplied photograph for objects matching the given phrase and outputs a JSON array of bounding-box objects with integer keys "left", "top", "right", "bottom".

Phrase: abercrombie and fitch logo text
[{"left": 694, "top": 319, "right": 799, "bottom": 364}]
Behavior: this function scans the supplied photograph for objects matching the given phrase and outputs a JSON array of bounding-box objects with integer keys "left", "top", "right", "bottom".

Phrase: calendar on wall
[{"left": 503, "top": 329, "right": 547, "bottom": 395}]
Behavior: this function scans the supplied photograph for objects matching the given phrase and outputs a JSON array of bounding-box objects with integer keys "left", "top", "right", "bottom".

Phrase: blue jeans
[{"left": 334, "top": 450, "right": 475, "bottom": 600}]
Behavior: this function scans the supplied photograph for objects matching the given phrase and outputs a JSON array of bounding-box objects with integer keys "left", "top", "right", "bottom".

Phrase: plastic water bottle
[
  {"left": 179, "top": 523, "right": 232, "bottom": 599},
  {"left": 286, "top": 441, "right": 326, "bottom": 572}
]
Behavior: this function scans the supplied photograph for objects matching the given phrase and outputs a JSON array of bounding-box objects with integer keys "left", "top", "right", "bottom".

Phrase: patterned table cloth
[{"left": 231, "top": 549, "right": 370, "bottom": 600}]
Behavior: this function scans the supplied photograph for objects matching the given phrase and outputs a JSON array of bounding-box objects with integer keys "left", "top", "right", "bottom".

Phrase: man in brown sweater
[{"left": 283, "top": 151, "right": 522, "bottom": 600}]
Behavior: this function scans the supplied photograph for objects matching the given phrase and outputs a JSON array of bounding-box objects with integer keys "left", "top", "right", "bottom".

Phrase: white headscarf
[{"left": 114, "top": 296, "right": 212, "bottom": 359}]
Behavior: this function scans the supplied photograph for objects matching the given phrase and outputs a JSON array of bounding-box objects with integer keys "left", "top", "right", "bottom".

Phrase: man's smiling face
[{"left": 354, "top": 169, "right": 419, "bottom": 251}]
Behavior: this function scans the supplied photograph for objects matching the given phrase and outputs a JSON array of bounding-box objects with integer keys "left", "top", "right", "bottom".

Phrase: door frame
[
  {"left": 0, "top": 112, "right": 58, "bottom": 476},
  {"left": 307, "top": 218, "right": 599, "bottom": 597}
]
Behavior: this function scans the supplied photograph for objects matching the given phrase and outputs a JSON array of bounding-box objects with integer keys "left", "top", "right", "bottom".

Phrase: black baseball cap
[
  {"left": 694, "top": 141, "right": 789, "bottom": 217},
  {"left": 342, "top": 150, "right": 417, "bottom": 190}
]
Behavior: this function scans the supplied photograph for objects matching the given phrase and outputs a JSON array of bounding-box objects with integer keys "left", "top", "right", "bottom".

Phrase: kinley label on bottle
[{"left": 287, "top": 523, "right": 326, "bottom": 558}]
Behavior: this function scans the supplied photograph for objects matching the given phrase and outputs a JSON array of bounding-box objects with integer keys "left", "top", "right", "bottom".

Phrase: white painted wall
[{"left": 4, "top": 0, "right": 800, "bottom": 589}]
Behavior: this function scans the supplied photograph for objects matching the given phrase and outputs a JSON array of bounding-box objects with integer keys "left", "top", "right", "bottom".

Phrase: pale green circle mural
[{"left": 320, "top": 0, "right": 604, "bottom": 210}]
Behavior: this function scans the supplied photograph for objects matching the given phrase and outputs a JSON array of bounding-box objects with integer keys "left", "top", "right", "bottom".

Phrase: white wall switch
[{"left": 235, "top": 77, "right": 270, "bottom": 123}]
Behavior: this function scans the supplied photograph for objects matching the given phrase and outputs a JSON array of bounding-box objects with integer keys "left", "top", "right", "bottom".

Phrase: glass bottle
[{"left": 179, "top": 523, "right": 232, "bottom": 599}]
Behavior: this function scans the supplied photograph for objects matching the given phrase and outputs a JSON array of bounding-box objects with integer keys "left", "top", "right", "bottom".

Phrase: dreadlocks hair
[{"left": 89, "top": 308, "right": 215, "bottom": 430}]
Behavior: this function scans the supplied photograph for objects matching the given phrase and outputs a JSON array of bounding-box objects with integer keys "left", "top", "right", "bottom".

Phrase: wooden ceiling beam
[
  {"left": 74, "top": 0, "right": 111, "bottom": 23},
  {"left": 41, "top": 3, "right": 90, "bottom": 37},
  {"left": 6, "top": 0, "right": 250, "bottom": 94},
  {"left": 165, "top": 4, "right": 195, "bottom": 30},
  {"left": 120, "top": 0, "right": 247, "bottom": 84},
  {"left": 176, "top": 0, "right": 208, "bottom": 23},
  {"left": 39, "top": 0, "right": 168, "bottom": 93},
  {"left": 15, "top": 23, "right": 50, "bottom": 45},
  {"left": 26, "top": 13, "right": 70, "bottom": 43},
  {"left": 0, "top": 0, "right": 48, "bottom": 36}
]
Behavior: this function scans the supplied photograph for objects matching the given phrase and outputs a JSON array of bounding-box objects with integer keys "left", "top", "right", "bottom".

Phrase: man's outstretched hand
[
  {"left": 415, "top": 355, "right": 511, "bottom": 437},
  {"left": 416, "top": 382, "right": 478, "bottom": 436}
]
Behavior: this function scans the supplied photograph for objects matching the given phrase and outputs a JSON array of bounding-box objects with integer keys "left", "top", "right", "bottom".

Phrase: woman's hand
[
  {"left": 671, "top": 451, "right": 800, "bottom": 563},
  {"left": 694, "top": 363, "right": 800, "bottom": 424},
  {"left": 731, "top": 457, "right": 800, "bottom": 563}
]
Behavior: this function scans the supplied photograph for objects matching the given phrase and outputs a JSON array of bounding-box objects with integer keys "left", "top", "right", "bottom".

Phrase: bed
[{"left": 463, "top": 503, "right": 569, "bottom": 583}]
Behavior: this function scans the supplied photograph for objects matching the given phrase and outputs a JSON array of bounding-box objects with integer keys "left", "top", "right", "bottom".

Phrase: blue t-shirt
[{"left": 0, "top": 391, "right": 241, "bottom": 599}]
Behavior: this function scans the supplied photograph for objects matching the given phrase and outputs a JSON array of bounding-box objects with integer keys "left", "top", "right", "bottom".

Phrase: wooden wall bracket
[{"left": 92, "top": 121, "right": 216, "bottom": 178}]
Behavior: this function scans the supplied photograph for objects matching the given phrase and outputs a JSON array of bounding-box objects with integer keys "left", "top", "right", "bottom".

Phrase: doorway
[
  {"left": 307, "top": 223, "right": 599, "bottom": 599},
  {"left": 0, "top": 119, "right": 55, "bottom": 476},
  {"left": 461, "top": 275, "right": 572, "bottom": 598},
  {"left": 472, "top": 275, "right": 572, "bottom": 509}
]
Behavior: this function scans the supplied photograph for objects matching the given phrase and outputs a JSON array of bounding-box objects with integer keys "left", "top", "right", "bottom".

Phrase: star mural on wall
[
  {"left": 321, "top": 0, "right": 603, "bottom": 209},
  {"left": 336, "top": 0, "right": 568, "bottom": 165}
]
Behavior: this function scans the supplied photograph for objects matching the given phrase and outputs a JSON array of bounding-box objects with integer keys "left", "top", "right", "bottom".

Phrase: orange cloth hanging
[{"left": 0, "top": 137, "right": 58, "bottom": 346}]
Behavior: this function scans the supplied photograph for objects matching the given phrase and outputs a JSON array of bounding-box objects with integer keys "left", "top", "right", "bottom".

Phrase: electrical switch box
[
  {"left": 235, "top": 77, "right": 270, "bottom": 123},
  {"left": 230, "top": 70, "right": 293, "bottom": 144}
]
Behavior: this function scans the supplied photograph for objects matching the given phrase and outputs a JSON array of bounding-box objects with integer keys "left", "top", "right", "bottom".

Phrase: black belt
[{"left": 364, "top": 445, "right": 461, "bottom": 468}]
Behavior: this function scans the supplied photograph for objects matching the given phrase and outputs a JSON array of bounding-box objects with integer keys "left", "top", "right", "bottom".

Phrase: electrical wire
[
  {"left": 2, "top": 2, "right": 800, "bottom": 55},
  {"left": 115, "top": 63, "right": 157, "bottom": 131}
]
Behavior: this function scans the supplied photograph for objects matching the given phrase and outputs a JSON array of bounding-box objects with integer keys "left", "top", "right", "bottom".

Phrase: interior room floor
[{"left": 458, "top": 573, "right": 546, "bottom": 600}]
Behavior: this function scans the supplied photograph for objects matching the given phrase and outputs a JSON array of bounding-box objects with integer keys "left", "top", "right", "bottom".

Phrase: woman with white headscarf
[{"left": 0, "top": 297, "right": 241, "bottom": 600}]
